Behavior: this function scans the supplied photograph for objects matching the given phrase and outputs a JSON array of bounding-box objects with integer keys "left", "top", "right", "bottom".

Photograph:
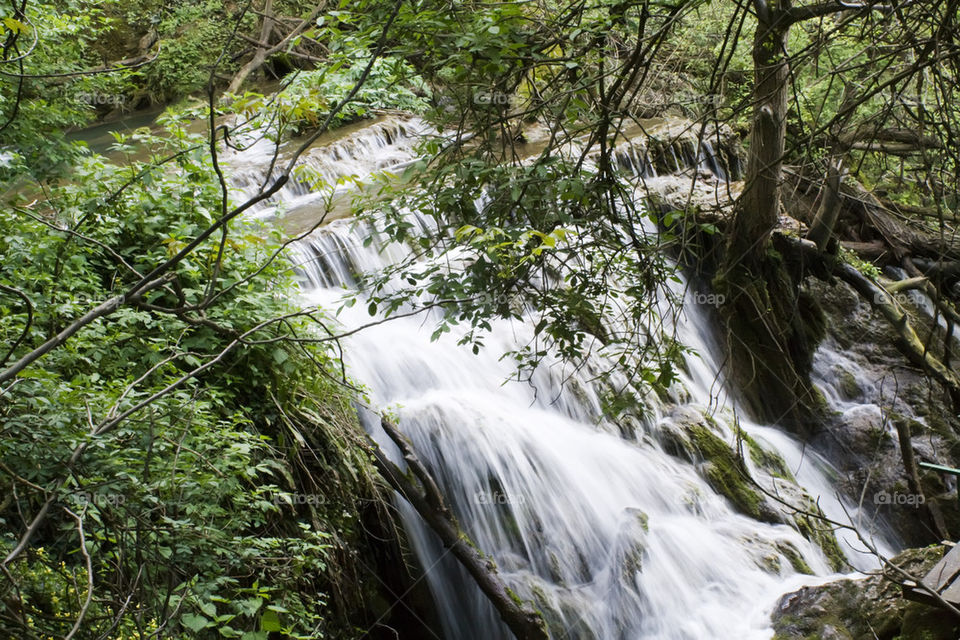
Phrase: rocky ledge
[{"left": 772, "top": 545, "right": 960, "bottom": 640}]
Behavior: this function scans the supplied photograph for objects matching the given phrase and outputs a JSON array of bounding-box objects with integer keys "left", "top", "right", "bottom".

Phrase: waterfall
[
  {"left": 225, "top": 116, "right": 431, "bottom": 218},
  {"left": 229, "top": 117, "right": 897, "bottom": 639}
]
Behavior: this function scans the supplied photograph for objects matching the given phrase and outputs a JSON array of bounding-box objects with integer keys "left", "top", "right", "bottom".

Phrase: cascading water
[
  {"left": 227, "top": 116, "right": 431, "bottom": 218},
  {"left": 229, "top": 117, "right": 897, "bottom": 639}
]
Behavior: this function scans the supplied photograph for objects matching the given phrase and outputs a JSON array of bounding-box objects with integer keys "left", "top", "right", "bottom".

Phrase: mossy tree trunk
[
  {"left": 727, "top": 0, "right": 790, "bottom": 263},
  {"left": 718, "top": 1, "right": 827, "bottom": 432}
]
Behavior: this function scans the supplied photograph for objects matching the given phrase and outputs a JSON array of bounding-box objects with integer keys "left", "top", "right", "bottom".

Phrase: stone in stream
[{"left": 771, "top": 545, "right": 959, "bottom": 640}]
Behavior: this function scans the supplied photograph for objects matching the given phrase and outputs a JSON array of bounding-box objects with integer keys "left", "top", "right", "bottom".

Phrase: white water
[{"left": 229, "top": 117, "right": 898, "bottom": 639}]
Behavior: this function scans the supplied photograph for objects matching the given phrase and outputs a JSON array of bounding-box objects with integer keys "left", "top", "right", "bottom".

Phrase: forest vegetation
[{"left": 2, "top": 0, "right": 960, "bottom": 638}]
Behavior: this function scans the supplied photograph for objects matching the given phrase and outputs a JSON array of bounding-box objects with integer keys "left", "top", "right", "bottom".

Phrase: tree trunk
[
  {"left": 715, "top": 3, "right": 825, "bottom": 433},
  {"left": 727, "top": 3, "right": 791, "bottom": 263},
  {"left": 226, "top": 0, "right": 276, "bottom": 96},
  {"left": 805, "top": 160, "right": 845, "bottom": 253}
]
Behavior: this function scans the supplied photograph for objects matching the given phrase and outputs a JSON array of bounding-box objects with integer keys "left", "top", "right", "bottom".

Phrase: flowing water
[{"left": 228, "top": 117, "right": 897, "bottom": 639}]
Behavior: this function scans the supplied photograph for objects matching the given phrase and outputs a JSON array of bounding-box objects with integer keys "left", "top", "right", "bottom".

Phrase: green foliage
[
  {"left": 353, "top": 146, "right": 685, "bottom": 399},
  {"left": 235, "top": 55, "right": 428, "bottom": 138},
  {"left": 840, "top": 246, "right": 882, "bottom": 280},
  {"left": 0, "top": 119, "right": 378, "bottom": 638},
  {"left": 0, "top": 0, "right": 136, "bottom": 176},
  {"left": 139, "top": 4, "right": 241, "bottom": 102}
]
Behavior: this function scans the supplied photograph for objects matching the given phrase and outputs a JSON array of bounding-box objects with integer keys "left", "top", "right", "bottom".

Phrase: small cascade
[
  {"left": 585, "top": 122, "right": 741, "bottom": 184},
  {"left": 243, "top": 116, "right": 896, "bottom": 639},
  {"left": 225, "top": 116, "right": 431, "bottom": 216}
]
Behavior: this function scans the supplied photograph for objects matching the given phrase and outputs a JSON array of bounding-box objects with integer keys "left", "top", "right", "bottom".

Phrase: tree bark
[
  {"left": 727, "top": 1, "right": 791, "bottom": 263},
  {"left": 805, "top": 160, "right": 845, "bottom": 253},
  {"left": 226, "top": 0, "right": 276, "bottom": 96},
  {"left": 369, "top": 419, "right": 549, "bottom": 640}
]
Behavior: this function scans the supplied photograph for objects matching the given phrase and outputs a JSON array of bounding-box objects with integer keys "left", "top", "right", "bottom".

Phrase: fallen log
[
  {"left": 840, "top": 240, "right": 887, "bottom": 260},
  {"left": 368, "top": 418, "right": 549, "bottom": 640},
  {"left": 913, "top": 258, "right": 960, "bottom": 281}
]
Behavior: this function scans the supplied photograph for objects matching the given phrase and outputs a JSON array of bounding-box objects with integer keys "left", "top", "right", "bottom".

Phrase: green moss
[
  {"left": 713, "top": 254, "right": 827, "bottom": 433},
  {"left": 836, "top": 370, "right": 861, "bottom": 399},
  {"left": 736, "top": 426, "right": 796, "bottom": 481},
  {"left": 687, "top": 423, "right": 773, "bottom": 522},
  {"left": 793, "top": 504, "right": 848, "bottom": 572},
  {"left": 775, "top": 541, "right": 814, "bottom": 575},
  {"left": 636, "top": 510, "right": 650, "bottom": 533},
  {"left": 506, "top": 587, "right": 526, "bottom": 607}
]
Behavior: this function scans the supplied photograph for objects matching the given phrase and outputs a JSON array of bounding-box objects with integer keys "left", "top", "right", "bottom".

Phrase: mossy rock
[
  {"left": 792, "top": 502, "right": 849, "bottom": 573},
  {"left": 736, "top": 426, "right": 796, "bottom": 481},
  {"left": 686, "top": 421, "right": 780, "bottom": 523},
  {"left": 837, "top": 370, "right": 862, "bottom": 400},
  {"left": 772, "top": 545, "right": 957, "bottom": 640},
  {"left": 775, "top": 540, "right": 815, "bottom": 575}
]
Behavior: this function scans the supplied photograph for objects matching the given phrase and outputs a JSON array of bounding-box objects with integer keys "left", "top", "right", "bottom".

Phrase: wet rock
[
  {"left": 805, "top": 276, "right": 960, "bottom": 545},
  {"left": 772, "top": 545, "right": 959, "bottom": 640}
]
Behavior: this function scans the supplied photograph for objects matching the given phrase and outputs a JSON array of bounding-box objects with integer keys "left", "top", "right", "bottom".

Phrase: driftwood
[{"left": 368, "top": 418, "right": 549, "bottom": 640}]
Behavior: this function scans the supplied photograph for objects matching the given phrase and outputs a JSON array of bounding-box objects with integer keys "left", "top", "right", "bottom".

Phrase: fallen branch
[
  {"left": 778, "top": 233, "right": 960, "bottom": 408},
  {"left": 370, "top": 418, "right": 549, "bottom": 640}
]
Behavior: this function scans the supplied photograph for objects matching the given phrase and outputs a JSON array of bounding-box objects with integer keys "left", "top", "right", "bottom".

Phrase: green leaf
[
  {"left": 3, "top": 17, "right": 28, "bottom": 34},
  {"left": 260, "top": 609, "right": 282, "bottom": 632},
  {"left": 182, "top": 613, "right": 210, "bottom": 632},
  {"left": 239, "top": 597, "right": 264, "bottom": 616}
]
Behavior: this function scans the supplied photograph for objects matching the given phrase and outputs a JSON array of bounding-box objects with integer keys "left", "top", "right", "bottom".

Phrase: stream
[{"left": 227, "top": 115, "right": 898, "bottom": 639}]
